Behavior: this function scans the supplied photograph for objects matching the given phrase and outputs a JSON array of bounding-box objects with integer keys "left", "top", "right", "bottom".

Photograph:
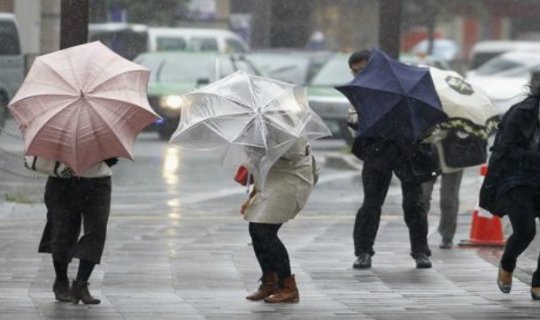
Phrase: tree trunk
[
  {"left": 60, "top": 0, "right": 89, "bottom": 49},
  {"left": 378, "top": 0, "right": 401, "bottom": 59}
]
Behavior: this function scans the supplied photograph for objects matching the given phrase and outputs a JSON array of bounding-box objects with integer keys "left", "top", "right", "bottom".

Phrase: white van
[
  {"left": 0, "top": 13, "right": 23, "bottom": 128},
  {"left": 147, "top": 27, "right": 249, "bottom": 53},
  {"left": 468, "top": 40, "right": 540, "bottom": 71},
  {"left": 88, "top": 23, "right": 249, "bottom": 61}
]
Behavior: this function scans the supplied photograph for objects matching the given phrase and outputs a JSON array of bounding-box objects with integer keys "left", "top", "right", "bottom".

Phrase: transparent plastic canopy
[{"left": 169, "top": 71, "right": 331, "bottom": 186}]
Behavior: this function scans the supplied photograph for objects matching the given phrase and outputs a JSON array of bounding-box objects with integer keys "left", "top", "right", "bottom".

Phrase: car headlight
[{"left": 160, "top": 95, "right": 183, "bottom": 110}]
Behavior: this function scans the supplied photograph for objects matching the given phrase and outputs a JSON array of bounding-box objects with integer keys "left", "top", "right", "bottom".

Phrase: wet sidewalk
[{"left": 1, "top": 200, "right": 540, "bottom": 320}]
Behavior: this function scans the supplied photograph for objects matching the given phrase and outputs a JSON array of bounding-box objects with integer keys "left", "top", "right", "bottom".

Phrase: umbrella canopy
[
  {"left": 8, "top": 41, "right": 160, "bottom": 175},
  {"left": 429, "top": 67, "right": 499, "bottom": 138},
  {"left": 335, "top": 49, "right": 448, "bottom": 144},
  {"left": 169, "top": 70, "right": 331, "bottom": 186}
]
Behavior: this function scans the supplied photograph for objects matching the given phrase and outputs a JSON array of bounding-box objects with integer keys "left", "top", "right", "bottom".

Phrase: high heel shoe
[
  {"left": 497, "top": 265, "right": 512, "bottom": 294},
  {"left": 53, "top": 277, "right": 71, "bottom": 302},
  {"left": 70, "top": 280, "right": 100, "bottom": 305}
]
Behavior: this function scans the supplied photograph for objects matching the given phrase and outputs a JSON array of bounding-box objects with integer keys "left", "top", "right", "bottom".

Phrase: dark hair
[
  {"left": 348, "top": 50, "right": 371, "bottom": 67},
  {"left": 530, "top": 70, "right": 540, "bottom": 97}
]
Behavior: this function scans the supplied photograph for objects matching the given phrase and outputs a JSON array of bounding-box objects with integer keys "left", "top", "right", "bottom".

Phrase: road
[{"left": 1, "top": 119, "right": 540, "bottom": 319}]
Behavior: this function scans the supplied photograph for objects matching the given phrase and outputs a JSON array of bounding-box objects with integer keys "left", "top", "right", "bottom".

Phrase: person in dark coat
[
  {"left": 347, "top": 50, "right": 435, "bottom": 270},
  {"left": 33, "top": 157, "right": 118, "bottom": 304},
  {"left": 485, "top": 72, "right": 540, "bottom": 299}
]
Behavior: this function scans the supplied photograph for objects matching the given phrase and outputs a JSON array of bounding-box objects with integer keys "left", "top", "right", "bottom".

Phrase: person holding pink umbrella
[
  {"left": 9, "top": 41, "right": 160, "bottom": 304},
  {"left": 25, "top": 156, "right": 118, "bottom": 304}
]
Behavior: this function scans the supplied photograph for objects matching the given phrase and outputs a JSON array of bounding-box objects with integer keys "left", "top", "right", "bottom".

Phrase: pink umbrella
[{"left": 8, "top": 41, "right": 160, "bottom": 175}]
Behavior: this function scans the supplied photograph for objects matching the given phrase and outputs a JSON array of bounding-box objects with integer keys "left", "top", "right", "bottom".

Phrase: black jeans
[
  {"left": 39, "top": 176, "right": 111, "bottom": 264},
  {"left": 249, "top": 222, "right": 291, "bottom": 279},
  {"left": 353, "top": 157, "right": 430, "bottom": 258},
  {"left": 498, "top": 186, "right": 540, "bottom": 287}
]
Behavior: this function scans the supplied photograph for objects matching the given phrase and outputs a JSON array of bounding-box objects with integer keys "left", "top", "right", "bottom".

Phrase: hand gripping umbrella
[
  {"left": 169, "top": 71, "right": 331, "bottom": 187},
  {"left": 8, "top": 41, "right": 160, "bottom": 175}
]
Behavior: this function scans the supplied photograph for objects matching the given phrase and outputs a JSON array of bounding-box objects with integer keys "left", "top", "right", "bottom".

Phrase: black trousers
[
  {"left": 39, "top": 176, "right": 111, "bottom": 264},
  {"left": 498, "top": 186, "right": 540, "bottom": 287},
  {"left": 249, "top": 222, "right": 291, "bottom": 279},
  {"left": 353, "top": 158, "right": 431, "bottom": 258}
]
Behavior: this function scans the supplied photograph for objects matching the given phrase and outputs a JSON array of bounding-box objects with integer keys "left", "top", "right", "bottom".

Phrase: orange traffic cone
[{"left": 459, "top": 164, "right": 505, "bottom": 247}]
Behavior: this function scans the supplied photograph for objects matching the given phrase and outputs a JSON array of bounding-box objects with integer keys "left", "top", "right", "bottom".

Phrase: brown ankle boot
[
  {"left": 264, "top": 275, "right": 299, "bottom": 303},
  {"left": 531, "top": 287, "right": 540, "bottom": 300},
  {"left": 246, "top": 273, "right": 278, "bottom": 301},
  {"left": 70, "top": 280, "right": 101, "bottom": 305}
]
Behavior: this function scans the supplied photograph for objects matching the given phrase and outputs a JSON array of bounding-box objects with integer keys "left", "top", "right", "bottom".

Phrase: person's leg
[
  {"left": 420, "top": 177, "right": 436, "bottom": 216},
  {"left": 402, "top": 180, "right": 431, "bottom": 265},
  {"left": 40, "top": 177, "right": 79, "bottom": 302},
  {"left": 353, "top": 160, "right": 393, "bottom": 258},
  {"left": 248, "top": 222, "right": 275, "bottom": 275},
  {"left": 246, "top": 222, "right": 280, "bottom": 301},
  {"left": 438, "top": 171, "right": 463, "bottom": 246},
  {"left": 71, "top": 177, "right": 111, "bottom": 305},
  {"left": 40, "top": 177, "right": 81, "bottom": 264},
  {"left": 499, "top": 188, "right": 536, "bottom": 274},
  {"left": 52, "top": 258, "right": 71, "bottom": 302},
  {"left": 438, "top": 171, "right": 462, "bottom": 247},
  {"left": 252, "top": 223, "right": 299, "bottom": 304},
  {"left": 75, "top": 177, "right": 111, "bottom": 265}
]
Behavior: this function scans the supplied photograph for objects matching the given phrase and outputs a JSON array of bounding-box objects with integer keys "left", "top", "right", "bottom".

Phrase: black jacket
[
  {"left": 352, "top": 136, "right": 440, "bottom": 184},
  {"left": 480, "top": 95, "right": 540, "bottom": 215}
]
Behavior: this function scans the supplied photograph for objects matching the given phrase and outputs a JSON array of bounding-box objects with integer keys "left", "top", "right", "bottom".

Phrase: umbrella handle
[{"left": 246, "top": 169, "right": 251, "bottom": 194}]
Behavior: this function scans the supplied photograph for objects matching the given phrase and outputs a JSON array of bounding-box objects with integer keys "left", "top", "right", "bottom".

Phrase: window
[
  {"left": 156, "top": 37, "right": 187, "bottom": 51},
  {"left": 226, "top": 39, "right": 246, "bottom": 53},
  {"left": 0, "top": 21, "right": 20, "bottom": 55},
  {"left": 189, "top": 37, "right": 218, "bottom": 52}
]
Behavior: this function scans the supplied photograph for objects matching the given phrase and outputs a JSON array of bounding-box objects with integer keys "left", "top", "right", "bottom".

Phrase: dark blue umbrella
[{"left": 335, "top": 49, "right": 447, "bottom": 144}]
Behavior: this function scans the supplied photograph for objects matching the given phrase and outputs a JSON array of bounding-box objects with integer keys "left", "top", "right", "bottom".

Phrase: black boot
[
  {"left": 70, "top": 280, "right": 101, "bottom": 305},
  {"left": 53, "top": 278, "right": 71, "bottom": 302}
]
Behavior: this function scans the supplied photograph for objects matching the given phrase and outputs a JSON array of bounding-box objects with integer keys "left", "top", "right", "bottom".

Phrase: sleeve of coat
[{"left": 497, "top": 104, "right": 540, "bottom": 171}]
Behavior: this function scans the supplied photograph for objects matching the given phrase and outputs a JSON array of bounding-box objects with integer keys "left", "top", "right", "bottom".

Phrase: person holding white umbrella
[
  {"left": 169, "top": 71, "right": 331, "bottom": 303},
  {"left": 421, "top": 68, "right": 499, "bottom": 249}
]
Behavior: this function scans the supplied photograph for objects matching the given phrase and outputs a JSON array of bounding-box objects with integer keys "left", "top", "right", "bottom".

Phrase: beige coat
[{"left": 243, "top": 138, "right": 316, "bottom": 224}]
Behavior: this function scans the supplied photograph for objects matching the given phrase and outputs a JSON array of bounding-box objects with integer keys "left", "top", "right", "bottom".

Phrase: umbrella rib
[
  {"left": 88, "top": 69, "right": 148, "bottom": 94},
  {"left": 179, "top": 112, "right": 253, "bottom": 133},
  {"left": 11, "top": 93, "right": 79, "bottom": 106},
  {"left": 34, "top": 60, "right": 79, "bottom": 93},
  {"left": 86, "top": 94, "right": 151, "bottom": 112},
  {"left": 187, "top": 92, "right": 254, "bottom": 111},
  {"left": 85, "top": 99, "right": 133, "bottom": 158},
  {"left": 23, "top": 99, "right": 78, "bottom": 154}
]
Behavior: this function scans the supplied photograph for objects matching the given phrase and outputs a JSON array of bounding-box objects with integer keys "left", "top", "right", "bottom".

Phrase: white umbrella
[
  {"left": 169, "top": 71, "right": 331, "bottom": 187},
  {"left": 429, "top": 67, "right": 499, "bottom": 138}
]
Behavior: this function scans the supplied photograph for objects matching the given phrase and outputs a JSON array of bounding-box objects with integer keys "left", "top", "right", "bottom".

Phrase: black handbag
[
  {"left": 441, "top": 132, "right": 487, "bottom": 168},
  {"left": 394, "top": 143, "right": 441, "bottom": 184}
]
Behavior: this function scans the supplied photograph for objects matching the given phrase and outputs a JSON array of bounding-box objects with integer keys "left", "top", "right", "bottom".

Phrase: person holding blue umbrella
[{"left": 338, "top": 49, "right": 447, "bottom": 269}]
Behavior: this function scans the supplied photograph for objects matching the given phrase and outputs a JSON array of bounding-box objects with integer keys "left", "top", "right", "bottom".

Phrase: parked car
[
  {"left": 0, "top": 13, "right": 23, "bottom": 129},
  {"left": 134, "top": 52, "right": 259, "bottom": 140},
  {"left": 410, "top": 38, "right": 459, "bottom": 62},
  {"left": 147, "top": 27, "right": 249, "bottom": 54},
  {"left": 88, "top": 23, "right": 148, "bottom": 60},
  {"left": 465, "top": 51, "right": 540, "bottom": 114},
  {"left": 244, "top": 50, "right": 333, "bottom": 85},
  {"left": 89, "top": 23, "right": 249, "bottom": 61},
  {"left": 467, "top": 40, "right": 540, "bottom": 71}
]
